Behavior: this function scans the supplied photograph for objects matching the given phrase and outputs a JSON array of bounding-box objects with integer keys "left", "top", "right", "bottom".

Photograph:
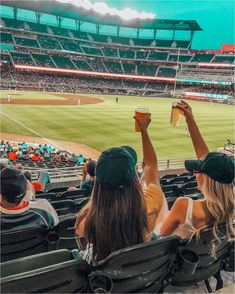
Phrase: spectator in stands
[
  {"left": 31, "top": 152, "right": 41, "bottom": 162},
  {"left": 80, "top": 160, "right": 96, "bottom": 197},
  {"left": 68, "top": 153, "right": 78, "bottom": 163},
  {"left": 75, "top": 113, "right": 164, "bottom": 262},
  {"left": 7, "top": 149, "right": 18, "bottom": 161},
  {"left": 21, "top": 150, "right": 30, "bottom": 160},
  {"left": 0, "top": 167, "right": 59, "bottom": 232},
  {"left": 157, "top": 100, "right": 234, "bottom": 256}
]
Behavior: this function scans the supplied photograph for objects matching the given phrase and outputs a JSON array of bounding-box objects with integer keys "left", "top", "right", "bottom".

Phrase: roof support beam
[
  {"left": 13, "top": 7, "right": 18, "bottom": 20},
  {"left": 35, "top": 12, "right": 43, "bottom": 24},
  {"left": 189, "top": 30, "right": 195, "bottom": 49},
  {"left": 137, "top": 28, "right": 140, "bottom": 39},
  {"left": 96, "top": 24, "right": 102, "bottom": 35},
  {"left": 153, "top": 29, "right": 158, "bottom": 40},
  {"left": 56, "top": 16, "right": 63, "bottom": 28},
  {"left": 75, "top": 20, "right": 83, "bottom": 32},
  {"left": 117, "top": 26, "right": 120, "bottom": 37}
]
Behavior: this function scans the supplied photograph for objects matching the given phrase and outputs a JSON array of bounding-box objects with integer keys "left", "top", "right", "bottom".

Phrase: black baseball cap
[
  {"left": 185, "top": 152, "right": 234, "bottom": 184},
  {"left": 0, "top": 167, "right": 27, "bottom": 203},
  {"left": 96, "top": 146, "right": 137, "bottom": 189}
]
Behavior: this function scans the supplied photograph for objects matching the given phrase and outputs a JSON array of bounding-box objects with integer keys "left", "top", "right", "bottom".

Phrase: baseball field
[{"left": 0, "top": 90, "right": 234, "bottom": 160}]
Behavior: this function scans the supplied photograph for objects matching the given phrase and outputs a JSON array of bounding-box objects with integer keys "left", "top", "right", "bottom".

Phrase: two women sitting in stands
[{"left": 75, "top": 100, "right": 234, "bottom": 262}]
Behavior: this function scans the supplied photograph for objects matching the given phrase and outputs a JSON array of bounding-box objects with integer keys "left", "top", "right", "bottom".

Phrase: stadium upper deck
[{"left": 0, "top": 1, "right": 234, "bottom": 95}]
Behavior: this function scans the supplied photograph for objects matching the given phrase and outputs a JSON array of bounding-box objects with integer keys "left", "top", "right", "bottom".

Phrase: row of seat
[{"left": 1, "top": 222, "right": 234, "bottom": 293}]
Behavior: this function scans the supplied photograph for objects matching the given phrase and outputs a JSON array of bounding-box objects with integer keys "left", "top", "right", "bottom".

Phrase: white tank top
[{"left": 171, "top": 198, "right": 198, "bottom": 239}]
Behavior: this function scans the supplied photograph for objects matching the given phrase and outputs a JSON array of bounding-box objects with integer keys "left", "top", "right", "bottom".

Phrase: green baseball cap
[
  {"left": 96, "top": 146, "right": 137, "bottom": 189},
  {"left": 185, "top": 152, "right": 234, "bottom": 184}
]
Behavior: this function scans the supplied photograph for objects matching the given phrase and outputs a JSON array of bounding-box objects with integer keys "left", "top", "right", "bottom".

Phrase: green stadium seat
[
  {"left": 51, "top": 55, "right": 76, "bottom": 69},
  {"left": 213, "top": 55, "right": 235, "bottom": 63},
  {"left": 122, "top": 62, "right": 136, "bottom": 74},
  {"left": 1, "top": 249, "right": 91, "bottom": 293},
  {"left": 136, "top": 50, "right": 148, "bottom": 59},
  {"left": 0, "top": 32, "right": 14, "bottom": 44},
  {"left": 91, "top": 236, "right": 180, "bottom": 293},
  {"left": 10, "top": 52, "right": 34, "bottom": 65},
  {"left": 157, "top": 67, "right": 176, "bottom": 77},
  {"left": 148, "top": 51, "right": 168, "bottom": 60},
  {"left": 31, "top": 53, "right": 55, "bottom": 67},
  {"left": 191, "top": 53, "right": 214, "bottom": 62},
  {"left": 170, "top": 223, "right": 235, "bottom": 292},
  {"left": 14, "top": 36, "right": 40, "bottom": 48},
  {"left": 1, "top": 226, "right": 55, "bottom": 262}
]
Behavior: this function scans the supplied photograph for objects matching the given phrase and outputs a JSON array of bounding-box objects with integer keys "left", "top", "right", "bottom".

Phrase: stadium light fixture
[{"left": 56, "top": 0, "right": 155, "bottom": 21}]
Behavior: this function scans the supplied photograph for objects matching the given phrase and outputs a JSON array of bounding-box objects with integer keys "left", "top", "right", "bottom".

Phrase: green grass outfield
[{"left": 1, "top": 91, "right": 234, "bottom": 159}]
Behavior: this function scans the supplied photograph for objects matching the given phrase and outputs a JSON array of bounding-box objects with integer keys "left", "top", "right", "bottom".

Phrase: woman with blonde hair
[{"left": 157, "top": 100, "right": 234, "bottom": 255}]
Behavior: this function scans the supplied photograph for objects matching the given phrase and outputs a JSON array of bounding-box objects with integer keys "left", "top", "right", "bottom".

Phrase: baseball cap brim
[{"left": 184, "top": 159, "right": 203, "bottom": 173}]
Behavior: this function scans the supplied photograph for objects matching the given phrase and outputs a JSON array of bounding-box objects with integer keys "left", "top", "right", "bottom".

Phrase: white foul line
[{"left": 1, "top": 111, "right": 69, "bottom": 152}]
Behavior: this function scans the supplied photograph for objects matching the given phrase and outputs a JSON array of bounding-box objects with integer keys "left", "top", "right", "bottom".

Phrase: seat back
[
  {"left": 92, "top": 236, "right": 180, "bottom": 293},
  {"left": 161, "top": 184, "right": 178, "bottom": 197},
  {"left": 36, "top": 192, "right": 57, "bottom": 201},
  {"left": 1, "top": 226, "right": 51, "bottom": 262},
  {"left": 60, "top": 189, "right": 87, "bottom": 200},
  {"left": 47, "top": 187, "right": 70, "bottom": 193},
  {"left": 54, "top": 215, "right": 79, "bottom": 250},
  {"left": 50, "top": 200, "right": 76, "bottom": 215},
  {"left": 171, "top": 223, "right": 232, "bottom": 287},
  {"left": 1, "top": 250, "right": 91, "bottom": 293}
]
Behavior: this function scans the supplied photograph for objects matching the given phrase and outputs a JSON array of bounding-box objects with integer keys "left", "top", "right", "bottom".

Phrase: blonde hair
[{"left": 201, "top": 174, "right": 235, "bottom": 256}]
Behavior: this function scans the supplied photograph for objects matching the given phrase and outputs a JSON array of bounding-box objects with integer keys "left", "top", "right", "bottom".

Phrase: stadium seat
[
  {"left": 184, "top": 187, "right": 201, "bottom": 196},
  {"left": 50, "top": 200, "right": 76, "bottom": 216},
  {"left": 167, "top": 176, "right": 191, "bottom": 185},
  {"left": 53, "top": 215, "right": 82, "bottom": 250},
  {"left": 167, "top": 197, "right": 177, "bottom": 209},
  {"left": 170, "top": 223, "right": 235, "bottom": 292},
  {"left": 161, "top": 174, "right": 178, "bottom": 179},
  {"left": 178, "top": 181, "right": 198, "bottom": 195},
  {"left": 1, "top": 249, "right": 91, "bottom": 293},
  {"left": 36, "top": 192, "right": 57, "bottom": 201},
  {"left": 74, "top": 197, "right": 90, "bottom": 211},
  {"left": 47, "top": 187, "right": 70, "bottom": 193},
  {"left": 1, "top": 226, "right": 55, "bottom": 262},
  {"left": 161, "top": 184, "right": 179, "bottom": 197},
  {"left": 59, "top": 189, "right": 87, "bottom": 200},
  {"left": 91, "top": 236, "right": 180, "bottom": 293}
]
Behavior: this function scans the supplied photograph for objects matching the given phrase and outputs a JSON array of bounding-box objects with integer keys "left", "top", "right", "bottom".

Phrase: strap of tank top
[{"left": 185, "top": 197, "right": 193, "bottom": 223}]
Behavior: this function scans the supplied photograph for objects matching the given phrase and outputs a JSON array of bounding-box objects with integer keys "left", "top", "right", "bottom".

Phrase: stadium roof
[{"left": 1, "top": 0, "right": 202, "bottom": 31}]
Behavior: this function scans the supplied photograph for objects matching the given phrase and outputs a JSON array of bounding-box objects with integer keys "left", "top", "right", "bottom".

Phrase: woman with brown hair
[
  {"left": 157, "top": 100, "right": 234, "bottom": 255},
  {"left": 75, "top": 113, "right": 164, "bottom": 262}
]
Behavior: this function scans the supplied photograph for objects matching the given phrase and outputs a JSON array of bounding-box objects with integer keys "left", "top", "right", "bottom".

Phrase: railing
[{"left": 157, "top": 157, "right": 196, "bottom": 169}]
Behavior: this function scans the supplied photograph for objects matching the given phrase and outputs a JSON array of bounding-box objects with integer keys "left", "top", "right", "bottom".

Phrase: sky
[
  {"left": 101, "top": 0, "right": 235, "bottom": 49},
  {"left": 1, "top": 0, "right": 234, "bottom": 49}
]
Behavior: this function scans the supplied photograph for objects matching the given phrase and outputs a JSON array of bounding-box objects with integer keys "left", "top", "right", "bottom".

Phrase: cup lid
[{"left": 135, "top": 107, "right": 149, "bottom": 113}]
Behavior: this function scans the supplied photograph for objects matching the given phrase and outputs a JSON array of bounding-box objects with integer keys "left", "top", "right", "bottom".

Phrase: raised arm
[
  {"left": 134, "top": 113, "right": 159, "bottom": 186},
  {"left": 177, "top": 100, "right": 209, "bottom": 159}
]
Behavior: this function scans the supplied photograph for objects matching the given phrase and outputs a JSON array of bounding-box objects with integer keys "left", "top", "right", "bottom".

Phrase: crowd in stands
[{"left": 0, "top": 140, "right": 87, "bottom": 165}]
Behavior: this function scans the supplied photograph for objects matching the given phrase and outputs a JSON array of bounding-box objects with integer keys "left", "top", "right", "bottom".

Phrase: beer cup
[
  {"left": 170, "top": 102, "right": 184, "bottom": 126},
  {"left": 135, "top": 108, "right": 149, "bottom": 132}
]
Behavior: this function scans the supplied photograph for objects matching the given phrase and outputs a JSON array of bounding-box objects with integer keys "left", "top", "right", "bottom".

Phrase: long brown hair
[{"left": 80, "top": 172, "right": 149, "bottom": 261}]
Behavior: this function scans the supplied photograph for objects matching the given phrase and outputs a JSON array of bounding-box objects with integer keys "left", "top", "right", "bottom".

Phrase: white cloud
[{"left": 56, "top": 0, "right": 156, "bottom": 21}]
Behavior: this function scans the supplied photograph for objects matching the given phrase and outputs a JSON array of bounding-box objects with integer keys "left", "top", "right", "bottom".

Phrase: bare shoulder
[{"left": 173, "top": 197, "right": 189, "bottom": 208}]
